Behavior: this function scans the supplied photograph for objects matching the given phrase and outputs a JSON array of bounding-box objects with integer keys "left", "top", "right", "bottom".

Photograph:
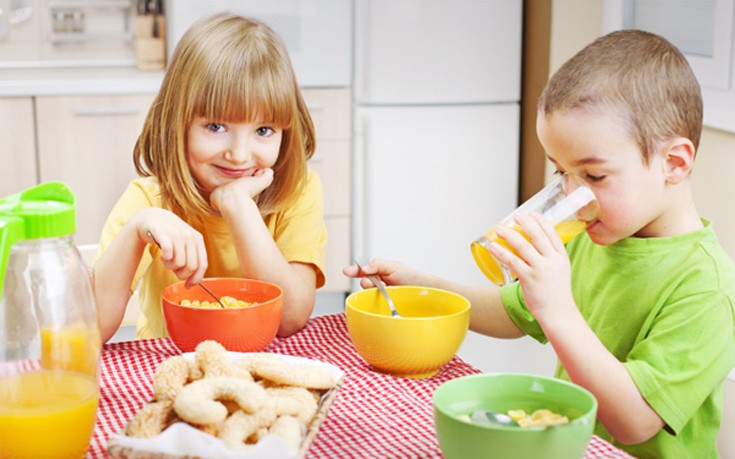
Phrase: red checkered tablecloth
[{"left": 88, "top": 313, "right": 635, "bottom": 458}]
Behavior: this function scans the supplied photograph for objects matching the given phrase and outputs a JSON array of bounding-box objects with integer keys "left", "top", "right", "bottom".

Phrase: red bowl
[{"left": 162, "top": 278, "right": 283, "bottom": 352}]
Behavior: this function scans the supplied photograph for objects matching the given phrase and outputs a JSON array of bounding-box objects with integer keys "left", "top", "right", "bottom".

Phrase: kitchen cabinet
[
  {"left": 302, "top": 88, "right": 352, "bottom": 293},
  {"left": 21, "top": 89, "right": 351, "bottom": 294},
  {"left": 35, "top": 94, "right": 154, "bottom": 245},
  {"left": 0, "top": 97, "right": 37, "bottom": 196}
]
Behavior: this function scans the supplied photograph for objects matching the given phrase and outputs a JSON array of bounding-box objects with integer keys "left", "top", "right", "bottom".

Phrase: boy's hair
[
  {"left": 538, "top": 29, "right": 702, "bottom": 163},
  {"left": 134, "top": 13, "right": 315, "bottom": 221}
]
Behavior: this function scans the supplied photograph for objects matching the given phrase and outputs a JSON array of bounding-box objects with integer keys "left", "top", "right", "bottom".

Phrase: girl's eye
[
  {"left": 586, "top": 174, "right": 605, "bottom": 182},
  {"left": 256, "top": 126, "right": 276, "bottom": 137},
  {"left": 206, "top": 123, "right": 226, "bottom": 133}
]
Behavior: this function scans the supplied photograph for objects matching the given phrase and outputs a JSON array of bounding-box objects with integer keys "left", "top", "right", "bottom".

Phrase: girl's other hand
[
  {"left": 133, "top": 208, "right": 208, "bottom": 288},
  {"left": 210, "top": 168, "right": 274, "bottom": 213},
  {"left": 343, "top": 258, "right": 425, "bottom": 289}
]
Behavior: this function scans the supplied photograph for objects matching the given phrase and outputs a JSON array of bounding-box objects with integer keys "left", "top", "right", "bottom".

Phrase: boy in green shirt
[{"left": 345, "top": 30, "right": 735, "bottom": 458}]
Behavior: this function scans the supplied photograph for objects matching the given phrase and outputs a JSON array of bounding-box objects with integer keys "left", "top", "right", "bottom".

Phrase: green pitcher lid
[
  {"left": 0, "top": 182, "right": 77, "bottom": 299},
  {"left": 0, "top": 182, "right": 76, "bottom": 239}
]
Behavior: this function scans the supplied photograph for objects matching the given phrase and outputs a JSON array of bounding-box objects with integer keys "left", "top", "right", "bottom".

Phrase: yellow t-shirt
[{"left": 97, "top": 171, "right": 327, "bottom": 339}]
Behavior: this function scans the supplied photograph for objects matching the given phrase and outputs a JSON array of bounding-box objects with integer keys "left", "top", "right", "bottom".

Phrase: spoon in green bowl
[
  {"left": 470, "top": 409, "right": 520, "bottom": 427},
  {"left": 354, "top": 257, "right": 402, "bottom": 318}
]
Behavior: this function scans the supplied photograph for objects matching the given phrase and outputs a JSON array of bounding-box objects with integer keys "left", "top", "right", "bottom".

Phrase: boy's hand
[
  {"left": 133, "top": 208, "right": 208, "bottom": 288},
  {"left": 489, "top": 213, "right": 575, "bottom": 320},
  {"left": 343, "top": 258, "right": 425, "bottom": 289},
  {"left": 210, "top": 168, "right": 274, "bottom": 213}
]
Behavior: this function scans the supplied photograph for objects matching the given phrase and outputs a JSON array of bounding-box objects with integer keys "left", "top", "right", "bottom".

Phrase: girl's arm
[
  {"left": 491, "top": 212, "right": 665, "bottom": 443},
  {"left": 342, "top": 259, "right": 525, "bottom": 339},
  {"left": 211, "top": 170, "right": 319, "bottom": 336},
  {"left": 94, "top": 207, "right": 208, "bottom": 343}
]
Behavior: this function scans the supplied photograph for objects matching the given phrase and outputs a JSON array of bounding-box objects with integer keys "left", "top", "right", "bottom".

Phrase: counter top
[{"left": 0, "top": 65, "right": 164, "bottom": 97}]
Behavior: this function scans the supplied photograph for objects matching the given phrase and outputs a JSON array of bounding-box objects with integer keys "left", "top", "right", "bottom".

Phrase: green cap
[{"left": 0, "top": 182, "right": 77, "bottom": 298}]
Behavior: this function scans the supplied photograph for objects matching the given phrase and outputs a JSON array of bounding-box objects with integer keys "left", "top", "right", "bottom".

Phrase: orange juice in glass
[
  {"left": 0, "top": 369, "right": 98, "bottom": 459},
  {"left": 472, "top": 176, "right": 598, "bottom": 285}
]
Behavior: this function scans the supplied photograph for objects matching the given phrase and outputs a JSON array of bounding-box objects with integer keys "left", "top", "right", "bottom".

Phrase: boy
[{"left": 345, "top": 30, "right": 735, "bottom": 458}]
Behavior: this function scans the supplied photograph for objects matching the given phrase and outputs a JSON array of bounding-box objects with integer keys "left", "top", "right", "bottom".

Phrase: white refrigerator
[
  {"left": 353, "top": 0, "right": 558, "bottom": 374},
  {"left": 353, "top": 0, "right": 523, "bottom": 286}
]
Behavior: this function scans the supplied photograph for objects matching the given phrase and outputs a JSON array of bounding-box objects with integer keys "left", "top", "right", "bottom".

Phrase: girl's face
[
  {"left": 536, "top": 108, "right": 669, "bottom": 245},
  {"left": 186, "top": 116, "right": 283, "bottom": 196}
]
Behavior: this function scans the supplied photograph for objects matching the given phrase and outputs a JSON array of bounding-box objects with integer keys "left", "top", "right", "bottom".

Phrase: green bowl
[{"left": 433, "top": 373, "right": 598, "bottom": 459}]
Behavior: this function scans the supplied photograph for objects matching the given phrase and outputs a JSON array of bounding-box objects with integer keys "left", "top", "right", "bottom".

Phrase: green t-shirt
[{"left": 500, "top": 219, "right": 735, "bottom": 459}]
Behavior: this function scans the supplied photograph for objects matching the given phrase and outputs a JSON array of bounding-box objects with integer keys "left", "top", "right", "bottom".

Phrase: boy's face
[{"left": 536, "top": 109, "right": 669, "bottom": 245}]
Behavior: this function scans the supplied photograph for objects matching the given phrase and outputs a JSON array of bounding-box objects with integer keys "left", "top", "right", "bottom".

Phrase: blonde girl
[{"left": 94, "top": 13, "right": 326, "bottom": 343}]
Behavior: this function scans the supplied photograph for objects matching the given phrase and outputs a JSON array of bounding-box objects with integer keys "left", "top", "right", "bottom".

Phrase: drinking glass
[{"left": 471, "top": 175, "right": 599, "bottom": 285}]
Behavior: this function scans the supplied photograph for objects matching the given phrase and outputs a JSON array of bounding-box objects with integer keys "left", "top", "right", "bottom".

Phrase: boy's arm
[
  {"left": 542, "top": 307, "right": 665, "bottom": 444},
  {"left": 492, "top": 213, "right": 665, "bottom": 443},
  {"left": 343, "top": 259, "right": 525, "bottom": 339}
]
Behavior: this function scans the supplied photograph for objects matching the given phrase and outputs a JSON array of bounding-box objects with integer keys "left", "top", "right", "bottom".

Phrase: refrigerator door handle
[{"left": 352, "top": 113, "right": 369, "bottom": 290}]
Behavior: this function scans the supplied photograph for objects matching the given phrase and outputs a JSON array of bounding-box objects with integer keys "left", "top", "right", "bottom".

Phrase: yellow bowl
[{"left": 345, "top": 286, "right": 471, "bottom": 379}]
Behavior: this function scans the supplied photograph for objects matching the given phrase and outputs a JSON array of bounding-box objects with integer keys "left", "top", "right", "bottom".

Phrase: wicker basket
[{"left": 107, "top": 354, "right": 344, "bottom": 459}]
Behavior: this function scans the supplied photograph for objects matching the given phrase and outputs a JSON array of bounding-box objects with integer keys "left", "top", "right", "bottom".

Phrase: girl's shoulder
[{"left": 125, "top": 176, "right": 163, "bottom": 207}]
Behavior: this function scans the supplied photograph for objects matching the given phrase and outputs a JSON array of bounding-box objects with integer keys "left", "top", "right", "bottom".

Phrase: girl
[{"left": 94, "top": 13, "right": 326, "bottom": 343}]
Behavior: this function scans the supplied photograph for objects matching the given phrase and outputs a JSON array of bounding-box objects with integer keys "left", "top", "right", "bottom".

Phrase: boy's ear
[{"left": 659, "top": 137, "right": 696, "bottom": 184}]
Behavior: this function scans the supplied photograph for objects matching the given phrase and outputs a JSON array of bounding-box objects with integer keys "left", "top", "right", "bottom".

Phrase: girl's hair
[
  {"left": 134, "top": 13, "right": 315, "bottom": 222},
  {"left": 538, "top": 29, "right": 702, "bottom": 163}
]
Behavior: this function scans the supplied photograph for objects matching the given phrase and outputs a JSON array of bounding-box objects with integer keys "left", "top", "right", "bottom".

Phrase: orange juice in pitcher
[
  {"left": 0, "top": 370, "right": 99, "bottom": 458},
  {"left": 0, "top": 183, "right": 101, "bottom": 458},
  {"left": 472, "top": 176, "right": 598, "bottom": 285}
]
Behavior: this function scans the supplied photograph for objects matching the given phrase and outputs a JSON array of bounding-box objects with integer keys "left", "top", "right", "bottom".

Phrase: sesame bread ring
[
  {"left": 152, "top": 355, "right": 189, "bottom": 401},
  {"left": 173, "top": 376, "right": 266, "bottom": 425},
  {"left": 250, "top": 354, "right": 335, "bottom": 390},
  {"left": 125, "top": 400, "right": 178, "bottom": 438}
]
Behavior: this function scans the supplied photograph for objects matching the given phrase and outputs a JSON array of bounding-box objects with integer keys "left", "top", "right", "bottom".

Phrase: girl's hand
[
  {"left": 210, "top": 168, "right": 275, "bottom": 213},
  {"left": 343, "top": 258, "right": 426, "bottom": 289},
  {"left": 489, "top": 213, "right": 575, "bottom": 320},
  {"left": 132, "top": 208, "right": 208, "bottom": 288}
]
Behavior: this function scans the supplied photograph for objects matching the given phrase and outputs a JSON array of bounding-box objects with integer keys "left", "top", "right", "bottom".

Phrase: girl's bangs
[{"left": 192, "top": 64, "right": 296, "bottom": 128}]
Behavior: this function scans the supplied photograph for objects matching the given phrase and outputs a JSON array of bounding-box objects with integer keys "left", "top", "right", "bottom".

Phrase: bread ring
[
  {"left": 265, "top": 386, "right": 319, "bottom": 424},
  {"left": 268, "top": 415, "right": 302, "bottom": 453},
  {"left": 195, "top": 340, "right": 234, "bottom": 378},
  {"left": 173, "top": 376, "right": 266, "bottom": 425},
  {"left": 219, "top": 408, "right": 277, "bottom": 450},
  {"left": 250, "top": 355, "right": 334, "bottom": 390},
  {"left": 125, "top": 400, "right": 178, "bottom": 438},
  {"left": 152, "top": 355, "right": 189, "bottom": 401}
]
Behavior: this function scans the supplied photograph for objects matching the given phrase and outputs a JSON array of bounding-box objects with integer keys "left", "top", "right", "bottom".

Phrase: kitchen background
[{"left": 0, "top": 1, "right": 732, "bottom": 455}]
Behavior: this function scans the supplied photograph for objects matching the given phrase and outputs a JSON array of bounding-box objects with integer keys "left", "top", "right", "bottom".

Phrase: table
[{"left": 89, "top": 313, "right": 635, "bottom": 458}]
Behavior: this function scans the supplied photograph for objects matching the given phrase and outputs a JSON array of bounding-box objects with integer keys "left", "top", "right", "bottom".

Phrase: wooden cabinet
[
  {"left": 0, "top": 97, "right": 37, "bottom": 197},
  {"left": 35, "top": 94, "right": 154, "bottom": 245},
  {"left": 302, "top": 88, "right": 352, "bottom": 293},
  {"left": 6, "top": 89, "right": 351, "bottom": 297}
]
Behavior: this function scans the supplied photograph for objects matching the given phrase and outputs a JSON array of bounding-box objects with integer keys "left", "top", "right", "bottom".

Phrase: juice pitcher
[{"left": 0, "top": 182, "right": 101, "bottom": 459}]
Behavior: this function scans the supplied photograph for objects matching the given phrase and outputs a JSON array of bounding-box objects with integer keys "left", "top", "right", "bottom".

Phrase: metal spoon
[
  {"left": 146, "top": 231, "right": 225, "bottom": 308},
  {"left": 354, "top": 257, "right": 401, "bottom": 317},
  {"left": 471, "top": 409, "right": 520, "bottom": 427}
]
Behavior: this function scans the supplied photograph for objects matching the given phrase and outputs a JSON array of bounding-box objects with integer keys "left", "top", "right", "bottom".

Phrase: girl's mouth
[{"left": 214, "top": 165, "right": 253, "bottom": 178}]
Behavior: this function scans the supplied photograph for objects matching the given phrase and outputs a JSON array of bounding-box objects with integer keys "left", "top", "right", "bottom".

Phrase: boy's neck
[{"left": 635, "top": 187, "right": 703, "bottom": 238}]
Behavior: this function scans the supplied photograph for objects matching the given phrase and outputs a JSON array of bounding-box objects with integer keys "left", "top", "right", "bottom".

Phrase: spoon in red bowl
[{"left": 146, "top": 231, "right": 225, "bottom": 308}]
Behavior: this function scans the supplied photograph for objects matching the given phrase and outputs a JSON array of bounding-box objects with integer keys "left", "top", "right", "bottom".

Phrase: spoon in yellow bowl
[{"left": 354, "top": 257, "right": 401, "bottom": 318}]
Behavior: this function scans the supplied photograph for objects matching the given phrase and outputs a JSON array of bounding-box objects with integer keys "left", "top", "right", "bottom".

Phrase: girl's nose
[{"left": 224, "top": 138, "right": 252, "bottom": 163}]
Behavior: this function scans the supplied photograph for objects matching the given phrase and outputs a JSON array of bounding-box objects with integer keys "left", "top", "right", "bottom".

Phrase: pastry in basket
[{"left": 122, "top": 340, "right": 338, "bottom": 453}]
